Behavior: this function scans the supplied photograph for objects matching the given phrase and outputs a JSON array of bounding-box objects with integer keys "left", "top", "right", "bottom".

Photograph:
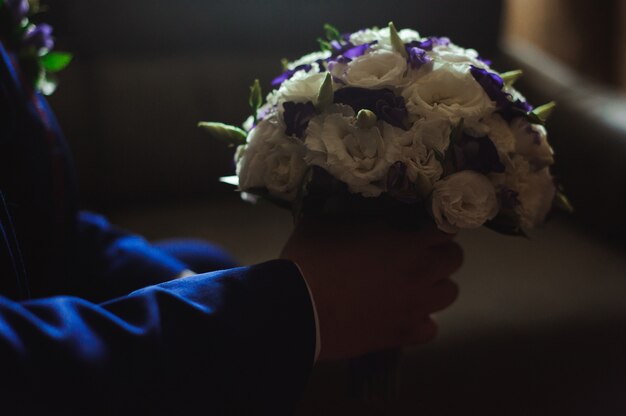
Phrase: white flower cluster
[{"left": 234, "top": 24, "right": 557, "bottom": 233}]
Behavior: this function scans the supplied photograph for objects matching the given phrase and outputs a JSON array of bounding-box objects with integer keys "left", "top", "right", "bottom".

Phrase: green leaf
[
  {"left": 219, "top": 175, "right": 239, "bottom": 187},
  {"left": 197, "top": 122, "right": 247, "bottom": 146},
  {"left": 280, "top": 58, "right": 289, "bottom": 71},
  {"left": 355, "top": 109, "right": 377, "bottom": 129},
  {"left": 527, "top": 101, "right": 556, "bottom": 125},
  {"left": 248, "top": 79, "right": 262, "bottom": 123},
  {"left": 41, "top": 51, "right": 73, "bottom": 72},
  {"left": 388, "top": 22, "right": 407, "bottom": 58},
  {"left": 316, "top": 72, "right": 333, "bottom": 112},
  {"left": 554, "top": 190, "right": 574, "bottom": 213},
  {"left": 500, "top": 69, "right": 523, "bottom": 86},
  {"left": 317, "top": 37, "right": 332, "bottom": 52},
  {"left": 323, "top": 23, "right": 341, "bottom": 41}
]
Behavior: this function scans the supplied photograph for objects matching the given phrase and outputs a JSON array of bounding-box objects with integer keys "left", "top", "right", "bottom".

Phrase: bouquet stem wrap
[{"left": 349, "top": 349, "right": 401, "bottom": 403}]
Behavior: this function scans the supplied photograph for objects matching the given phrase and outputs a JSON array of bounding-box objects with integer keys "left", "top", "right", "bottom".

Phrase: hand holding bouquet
[{"left": 201, "top": 22, "right": 570, "bottom": 235}]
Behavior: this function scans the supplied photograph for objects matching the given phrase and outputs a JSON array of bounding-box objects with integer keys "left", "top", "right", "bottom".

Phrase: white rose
[
  {"left": 430, "top": 43, "right": 489, "bottom": 69},
  {"left": 402, "top": 63, "right": 495, "bottom": 124},
  {"left": 431, "top": 171, "right": 499, "bottom": 233},
  {"left": 510, "top": 117, "right": 554, "bottom": 168},
  {"left": 304, "top": 107, "right": 394, "bottom": 197},
  {"left": 349, "top": 28, "right": 382, "bottom": 46},
  {"left": 482, "top": 113, "right": 516, "bottom": 154},
  {"left": 236, "top": 118, "right": 308, "bottom": 201},
  {"left": 490, "top": 155, "right": 555, "bottom": 228},
  {"left": 330, "top": 49, "right": 408, "bottom": 89},
  {"left": 411, "top": 118, "right": 453, "bottom": 154},
  {"left": 384, "top": 122, "right": 443, "bottom": 195},
  {"left": 287, "top": 50, "right": 331, "bottom": 70},
  {"left": 516, "top": 167, "right": 555, "bottom": 228},
  {"left": 274, "top": 70, "right": 328, "bottom": 104},
  {"left": 349, "top": 27, "right": 420, "bottom": 49}
]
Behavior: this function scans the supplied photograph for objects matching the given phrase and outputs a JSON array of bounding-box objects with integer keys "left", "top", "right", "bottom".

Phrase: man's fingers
[
  {"left": 403, "top": 317, "right": 439, "bottom": 346},
  {"left": 416, "top": 279, "right": 460, "bottom": 314},
  {"left": 428, "top": 241, "right": 464, "bottom": 275},
  {"left": 403, "top": 241, "right": 464, "bottom": 285}
]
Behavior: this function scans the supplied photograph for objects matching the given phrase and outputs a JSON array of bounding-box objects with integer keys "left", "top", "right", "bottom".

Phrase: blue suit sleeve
[
  {"left": 0, "top": 260, "right": 316, "bottom": 414},
  {"left": 68, "top": 212, "right": 189, "bottom": 302}
]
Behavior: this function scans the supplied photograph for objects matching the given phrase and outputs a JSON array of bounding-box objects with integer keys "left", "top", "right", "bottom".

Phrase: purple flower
[
  {"left": 432, "top": 36, "right": 451, "bottom": 47},
  {"left": 333, "top": 87, "right": 408, "bottom": 129},
  {"left": 386, "top": 161, "right": 418, "bottom": 203},
  {"left": 271, "top": 64, "right": 313, "bottom": 88},
  {"left": 453, "top": 133, "right": 505, "bottom": 175},
  {"left": 477, "top": 55, "right": 492, "bottom": 66},
  {"left": 407, "top": 47, "right": 430, "bottom": 69},
  {"left": 23, "top": 23, "right": 54, "bottom": 51},
  {"left": 283, "top": 101, "right": 316, "bottom": 139},
  {"left": 6, "top": 0, "right": 29, "bottom": 24},
  {"left": 327, "top": 40, "right": 377, "bottom": 65},
  {"left": 470, "top": 65, "right": 509, "bottom": 108},
  {"left": 342, "top": 43, "right": 371, "bottom": 59},
  {"left": 470, "top": 65, "right": 534, "bottom": 120},
  {"left": 405, "top": 36, "right": 449, "bottom": 53}
]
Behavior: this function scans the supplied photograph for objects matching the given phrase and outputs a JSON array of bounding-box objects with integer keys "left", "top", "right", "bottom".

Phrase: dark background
[{"left": 43, "top": 0, "right": 503, "bottom": 207}]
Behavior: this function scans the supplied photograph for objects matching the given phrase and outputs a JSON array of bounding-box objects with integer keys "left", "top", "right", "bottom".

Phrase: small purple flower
[
  {"left": 470, "top": 65, "right": 534, "bottom": 120},
  {"left": 407, "top": 39, "right": 433, "bottom": 52},
  {"left": 407, "top": 47, "right": 430, "bottom": 69},
  {"left": 386, "top": 161, "right": 418, "bottom": 203},
  {"left": 271, "top": 64, "right": 313, "bottom": 88},
  {"left": 6, "top": 0, "right": 29, "bottom": 24},
  {"left": 328, "top": 40, "right": 377, "bottom": 63},
  {"left": 470, "top": 65, "right": 509, "bottom": 109},
  {"left": 453, "top": 133, "right": 505, "bottom": 175},
  {"left": 342, "top": 43, "right": 371, "bottom": 59},
  {"left": 498, "top": 187, "right": 521, "bottom": 209},
  {"left": 333, "top": 87, "right": 408, "bottom": 129},
  {"left": 405, "top": 37, "right": 449, "bottom": 53},
  {"left": 283, "top": 101, "right": 316, "bottom": 139},
  {"left": 23, "top": 23, "right": 54, "bottom": 52}
]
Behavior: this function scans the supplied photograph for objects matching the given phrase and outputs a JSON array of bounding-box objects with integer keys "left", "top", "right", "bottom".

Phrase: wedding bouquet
[{"left": 201, "top": 23, "right": 571, "bottom": 235}]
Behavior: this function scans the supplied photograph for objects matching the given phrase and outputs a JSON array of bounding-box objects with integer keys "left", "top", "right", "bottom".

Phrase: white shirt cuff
[{"left": 292, "top": 262, "right": 321, "bottom": 363}]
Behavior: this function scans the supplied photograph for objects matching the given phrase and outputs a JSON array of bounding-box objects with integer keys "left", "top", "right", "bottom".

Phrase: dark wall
[{"left": 43, "top": 0, "right": 503, "bottom": 207}]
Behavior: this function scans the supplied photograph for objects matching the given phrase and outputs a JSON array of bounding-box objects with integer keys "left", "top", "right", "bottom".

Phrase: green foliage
[
  {"left": 388, "top": 22, "right": 407, "bottom": 58},
  {"left": 316, "top": 72, "right": 333, "bottom": 112},
  {"left": 527, "top": 101, "right": 556, "bottom": 125},
  {"left": 554, "top": 190, "right": 574, "bottom": 213},
  {"left": 41, "top": 52, "right": 72, "bottom": 72},
  {"left": 500, "top": 69, "right": 523, "bottom": 87},
  {"left": 323, "top": 23, "right": 341, "bottom": 42},
  {"left": 248, "top": 79, "right": 262, "bottom": 123},
  {"left": 317, "top": 37, "right": 332, "bottom": 52},
  {"left": 356, "top": 109, "right": 377, "bottom": 129},
  {"left": 197, "top": 122, "right": 247, "bottom": 146}
]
